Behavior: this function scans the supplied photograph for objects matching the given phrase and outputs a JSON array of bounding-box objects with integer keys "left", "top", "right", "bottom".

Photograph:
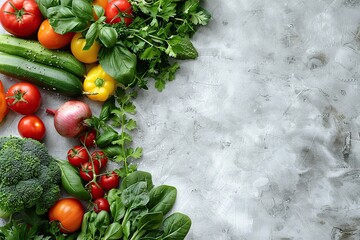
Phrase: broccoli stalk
[{"left": 0, "top": 136, "right": 62, "bottom": 218}]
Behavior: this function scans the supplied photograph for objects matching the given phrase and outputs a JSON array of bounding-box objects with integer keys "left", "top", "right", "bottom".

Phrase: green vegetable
[
  {"left": 57, "top": 160, "right": 91, "bottom": 201},
  {"left": 0, "top": 136, "right": 61, "bottom": 218},
  {"left": 77, "top": 170, "right": 191, "bottom": 240},
  {"left": 0, "top": 34, "right": 86, "bottom": 78},
  {"left": 0, "top": 52, "right": 83, "bottom": 97}
]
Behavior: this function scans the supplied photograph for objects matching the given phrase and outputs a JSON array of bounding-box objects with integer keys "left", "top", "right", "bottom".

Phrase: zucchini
[
  {"left": 0, "top": 52, "right": 83, "bottom": 97},
  {"left": 0, "top": 34, "right": 86, "bottom": 78}
]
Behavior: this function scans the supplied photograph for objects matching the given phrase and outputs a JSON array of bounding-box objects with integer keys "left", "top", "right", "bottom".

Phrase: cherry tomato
[
  {"left": 105, "top": 0, "right": 133, "bottom": 26},
  {"left": 99, "top": 171, "right": 119, "bottom": 190},
  {"left": 71, "top": 32, "right": 101, "bottom": 64},
  {"left": 38, "top": 19, "right": 74, "bottom": 49},
  {"left": 18, "top": 115, "right": 46, "bottom": 141},
  {"left": 79, "top": 129, "right": 97, "bottom": 148},
  {"left": 48, "top": 198, "right": 84, "bottom": 233},
  {"left": 6, "top": 82, "right": 41, "bottom": 115},
  {"left": 0, "top": 0, "right": 42, "bottom": 37},
  {"left": 88, "top": 182, "right": 104, "bottom": 200},
  {"left": 93, "top": 198, "right": 110, "bottom": 213},
  {"left": 91, "top": 150, "right": 108, "bottom": 169},
  {"left": 79, "top": 162, "right": 100, "bottom": 182},
  {"left": 67, "top": 146, "right": 89, "bottom": 167}
]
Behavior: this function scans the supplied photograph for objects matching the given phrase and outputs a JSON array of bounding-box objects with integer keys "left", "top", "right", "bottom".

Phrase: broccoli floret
[{"left": 0, "top": 136, "right": 61, "bottom": 218}]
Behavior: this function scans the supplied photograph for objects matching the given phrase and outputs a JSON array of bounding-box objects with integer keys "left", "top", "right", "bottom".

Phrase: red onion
[{"left": 46, "top": 100, "right": 92, "bottom": 138}]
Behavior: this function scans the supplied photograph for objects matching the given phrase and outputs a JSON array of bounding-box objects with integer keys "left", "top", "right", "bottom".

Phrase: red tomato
[
  {"left": 79, "top": 129, "right": 97, "bottom": 147},
  {"left": 99, "top": 171, "right": 119, "bottom": 190},
  {"left": 93, "top": 198, "right": 110, "bottom": 213},
  {"left": 38, "top": 19, "right": 74, "bottom": 49},
  {"left": 79, "top": 162, "right": 100, "bottom": 182},
  {"left": 105, "top": 0, "right": 133, "bottom": 26},
  {"left": 6, "top": 82, "right": 41, "bottom": 115},
  {"left": 91, "top": 150, "right": 108, "bottom": 169},
  {"left": 0, "top": 0, "right": 42, "bottom": 37},
  {"left": 88, "top": 182, "right": 105, "bottom": 200},
  {"left": 18, "top": 115, "right": 46, "bottom": 141},
  {"left": 67, "top": 146, "right": 89, "bottom": 167},
  {"left": 48, "top": 198, "right": 84, "bottom": 233}
]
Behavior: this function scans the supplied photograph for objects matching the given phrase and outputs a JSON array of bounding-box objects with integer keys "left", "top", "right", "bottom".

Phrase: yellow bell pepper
[
  {"left": 83, "top": 65, "right": 116, "bottom": 101},
  {"left": 0, "top": 80, "right": 8, "bottom": 123}
]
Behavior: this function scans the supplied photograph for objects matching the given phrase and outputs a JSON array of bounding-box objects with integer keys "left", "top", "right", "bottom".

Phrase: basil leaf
[
  {"left": 72, "top": 0, "right": 93, "bottom": 21},
  {"left": 148, "top": 185, "right": 177, "bottom": 215},
  {"left": 84, "top": 23, "right": 99, "bottom": 50},
  {"left": 35, "top": 0, "right": 60, "bottom": 18},
  {"left": 48, "top": 6, "right": 88, "bottom": 34},
  {"left": 162, "top": 213, "right": 191, "bottom": 240},
  {"left": 93, "top": 4, "right": 105, "bottom": 19},
  {"left": 99, "top": 42, "right": 137, "bottom": 86},
  {"left": 99, "top": 27, "right": 118, "bottom": 48}
]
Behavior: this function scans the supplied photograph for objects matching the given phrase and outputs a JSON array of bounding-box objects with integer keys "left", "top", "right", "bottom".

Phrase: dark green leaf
[
  {"left": 137, "top": 212, "right": 163, "bottom": 231},
  {"left": 162, "top": 213, "right": 191, "bottom": 240},
  {"left": 84, "top": 23, "right": 99, "bottom": 50},
  {"left": 48, "top": 6, "right": 88, "bottom": 34},
  {"left": 99, "top": 43, "right": 137, "bottom": 86},
  {"left": 121, "top": 171, "right": 154, "bottom": 191},
  {"left": 103, "top": 222, "right": 123, "bottom": 240},
  {"left": 166, "top": 36, "right": 198, "bottom": 59},
  {"left": 148, "top": 185, "right": 177, "bottom": 215},
  {"left": 99, "top": 27, "right": 118, "bottom": 48},
  {"left": 121, "top": 181, "right": 150, "bottom": 210},
  {"left": 72, "top": 0, "right": 93, "bottom": 20},
  {"left": 93, "top": 4, "right": 105, "bottom": 19},
  {"left": 140, "top": 46, "right": 162, "bottom": 60}
]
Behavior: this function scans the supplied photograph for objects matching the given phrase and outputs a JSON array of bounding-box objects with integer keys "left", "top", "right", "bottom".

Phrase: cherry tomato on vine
[
  {"left": 67, "top": 146, "right": 89, "bottom": 167},
  {"left": 91, "top": 150, "right": 108, "bottom": 169},
  {"left": 38, "top": 19, "right": 74, "bottom": 49},
  {"left": 105, "top": 0, "right": 133, "bottom": 26},
  {"left": 79, "top": 129, "right": 97, "bottom": 147},
  {"left": 99, "top": 171, "right": 119, "bottom": 190},
  {"left": 93, "top": 198, "right": 110, "bottom": 213},
  {"left": 0, "top": 0, "right": 42, "bottom": 37},
  {"left": 71, "top": 32, "right": 101, "bottom": 64},
  {"left": 6, "top": 82, "right": 41, "bottom": 115},
  {"left": 88, "top": 182, "right": 105, "bottom": 200},
  {"left": 18, "top": 115, "right": 46, "bottom": 141},
  {"left": 48, "top": 198, "right": 84, "bottom": 233},
  {"left": 79, "top": 162, "right": 100, "bottom": 182}
]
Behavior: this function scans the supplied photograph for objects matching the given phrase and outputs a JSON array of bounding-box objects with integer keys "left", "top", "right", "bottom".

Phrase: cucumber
[
  {"left": 0, "top": 52, "right": 83, "bottom": 97},
  {"left": 0, "top": 34, "right": 86, "bottom": 78}
]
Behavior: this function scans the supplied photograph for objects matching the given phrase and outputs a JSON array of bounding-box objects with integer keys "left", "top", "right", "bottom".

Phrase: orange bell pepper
[{"left": 0, "top": 81, "right": 8, "bottom": 123}]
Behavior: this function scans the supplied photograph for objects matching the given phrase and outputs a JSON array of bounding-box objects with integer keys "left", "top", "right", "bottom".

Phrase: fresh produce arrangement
[{"left": 0, "top": 0, "right": 210, "bottom": 238}]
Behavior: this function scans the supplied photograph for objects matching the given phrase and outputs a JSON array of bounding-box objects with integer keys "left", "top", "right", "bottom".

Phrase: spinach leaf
[
  {"left": 99, "top": 42, "right": 137, "bottom": 86},
  {"left": 110, "top": 199, "right": 126, "bottom": 222},
  {"left": 121, "top": 181, "right": 150, "bottom": 210},
  {"left": 162, "top": 213, "right": 191, "bottom": 240},
  {"left": 148, "top": 185, "right": 177, "bottom": 215},
  {"left": 120, "top": 171, "right": 154, "bottom": 191},
  {"left": 137, "top": 212, "right": 163, "bottom": 231},
  {"left": 103, "top": 222, "right": 123, "bottom": 240}
]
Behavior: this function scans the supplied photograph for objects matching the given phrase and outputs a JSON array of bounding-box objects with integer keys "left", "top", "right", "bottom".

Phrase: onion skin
[{"left": 47, "top": 101, "right": 92, "bottom": 138}]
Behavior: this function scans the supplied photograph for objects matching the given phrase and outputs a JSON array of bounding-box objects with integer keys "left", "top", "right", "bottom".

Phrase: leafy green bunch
[
  {"left": 36, "top": 0, "right": 211, "bottom": 91},
  {"left": 77, "top": 171, "right": 191, "bottom": 240}
]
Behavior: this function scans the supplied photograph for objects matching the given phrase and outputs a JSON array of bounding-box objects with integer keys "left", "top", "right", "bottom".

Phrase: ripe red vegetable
[
  {"left": 0, "top": 0, "right": 42, "bottom": 37},
  {"left": 79, "top": 162, "right": 99, "bottom": 182},
  {"left": 91, "top": 150, "right": 108, "bottom": 169},
  {"left": 18, "top": 115, "right": 46, "bottom": 141},
  {"left": 79, "top": 129, "right": 97, "bottom": 147},
  {"left": 67, "top": 146, "right": 89, "bottom": 167},
  {"left": 99, "top": 171, "right": 119, "bottom": 190},
  {"left": 105, "top": 0, "right": 133, "bottom": 26},
  {"left": 88, "top": 182, "right": 105, "bottom": 200},
  {"left": 93, "top": 198, "right": 110, "bottom": 213},
  {"left": 6, "top": 82, "right": 41, "bottom": 115}
]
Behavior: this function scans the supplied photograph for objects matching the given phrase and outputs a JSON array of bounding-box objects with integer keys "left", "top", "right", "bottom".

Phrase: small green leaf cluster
[
  {"left": 85, "top": 88, "right": 142, "bottom": 177},
  {"left": 77, "top": 171, "right": 191, "bottom": 240},
  {"left": 0, "top": 136, "right": 61, "bottom": 218}
]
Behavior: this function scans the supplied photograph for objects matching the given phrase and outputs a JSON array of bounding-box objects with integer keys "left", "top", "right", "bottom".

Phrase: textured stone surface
[{"left": 3, "top": 0, "right": 360, "bottom": 239}]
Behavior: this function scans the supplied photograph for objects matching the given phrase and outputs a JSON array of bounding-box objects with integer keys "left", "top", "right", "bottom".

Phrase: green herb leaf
[
  {"left": 48, "top": 6, "right": 88, "bottom": 34},
  {"left": 72, "top": 0, "right": 93, "bottom": 21},
  {"left": 99, "top": 27, "right": 119, "bottom": 48},
  {"left": 99, "top": 43, "right": 137, "bottom": 86}
]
